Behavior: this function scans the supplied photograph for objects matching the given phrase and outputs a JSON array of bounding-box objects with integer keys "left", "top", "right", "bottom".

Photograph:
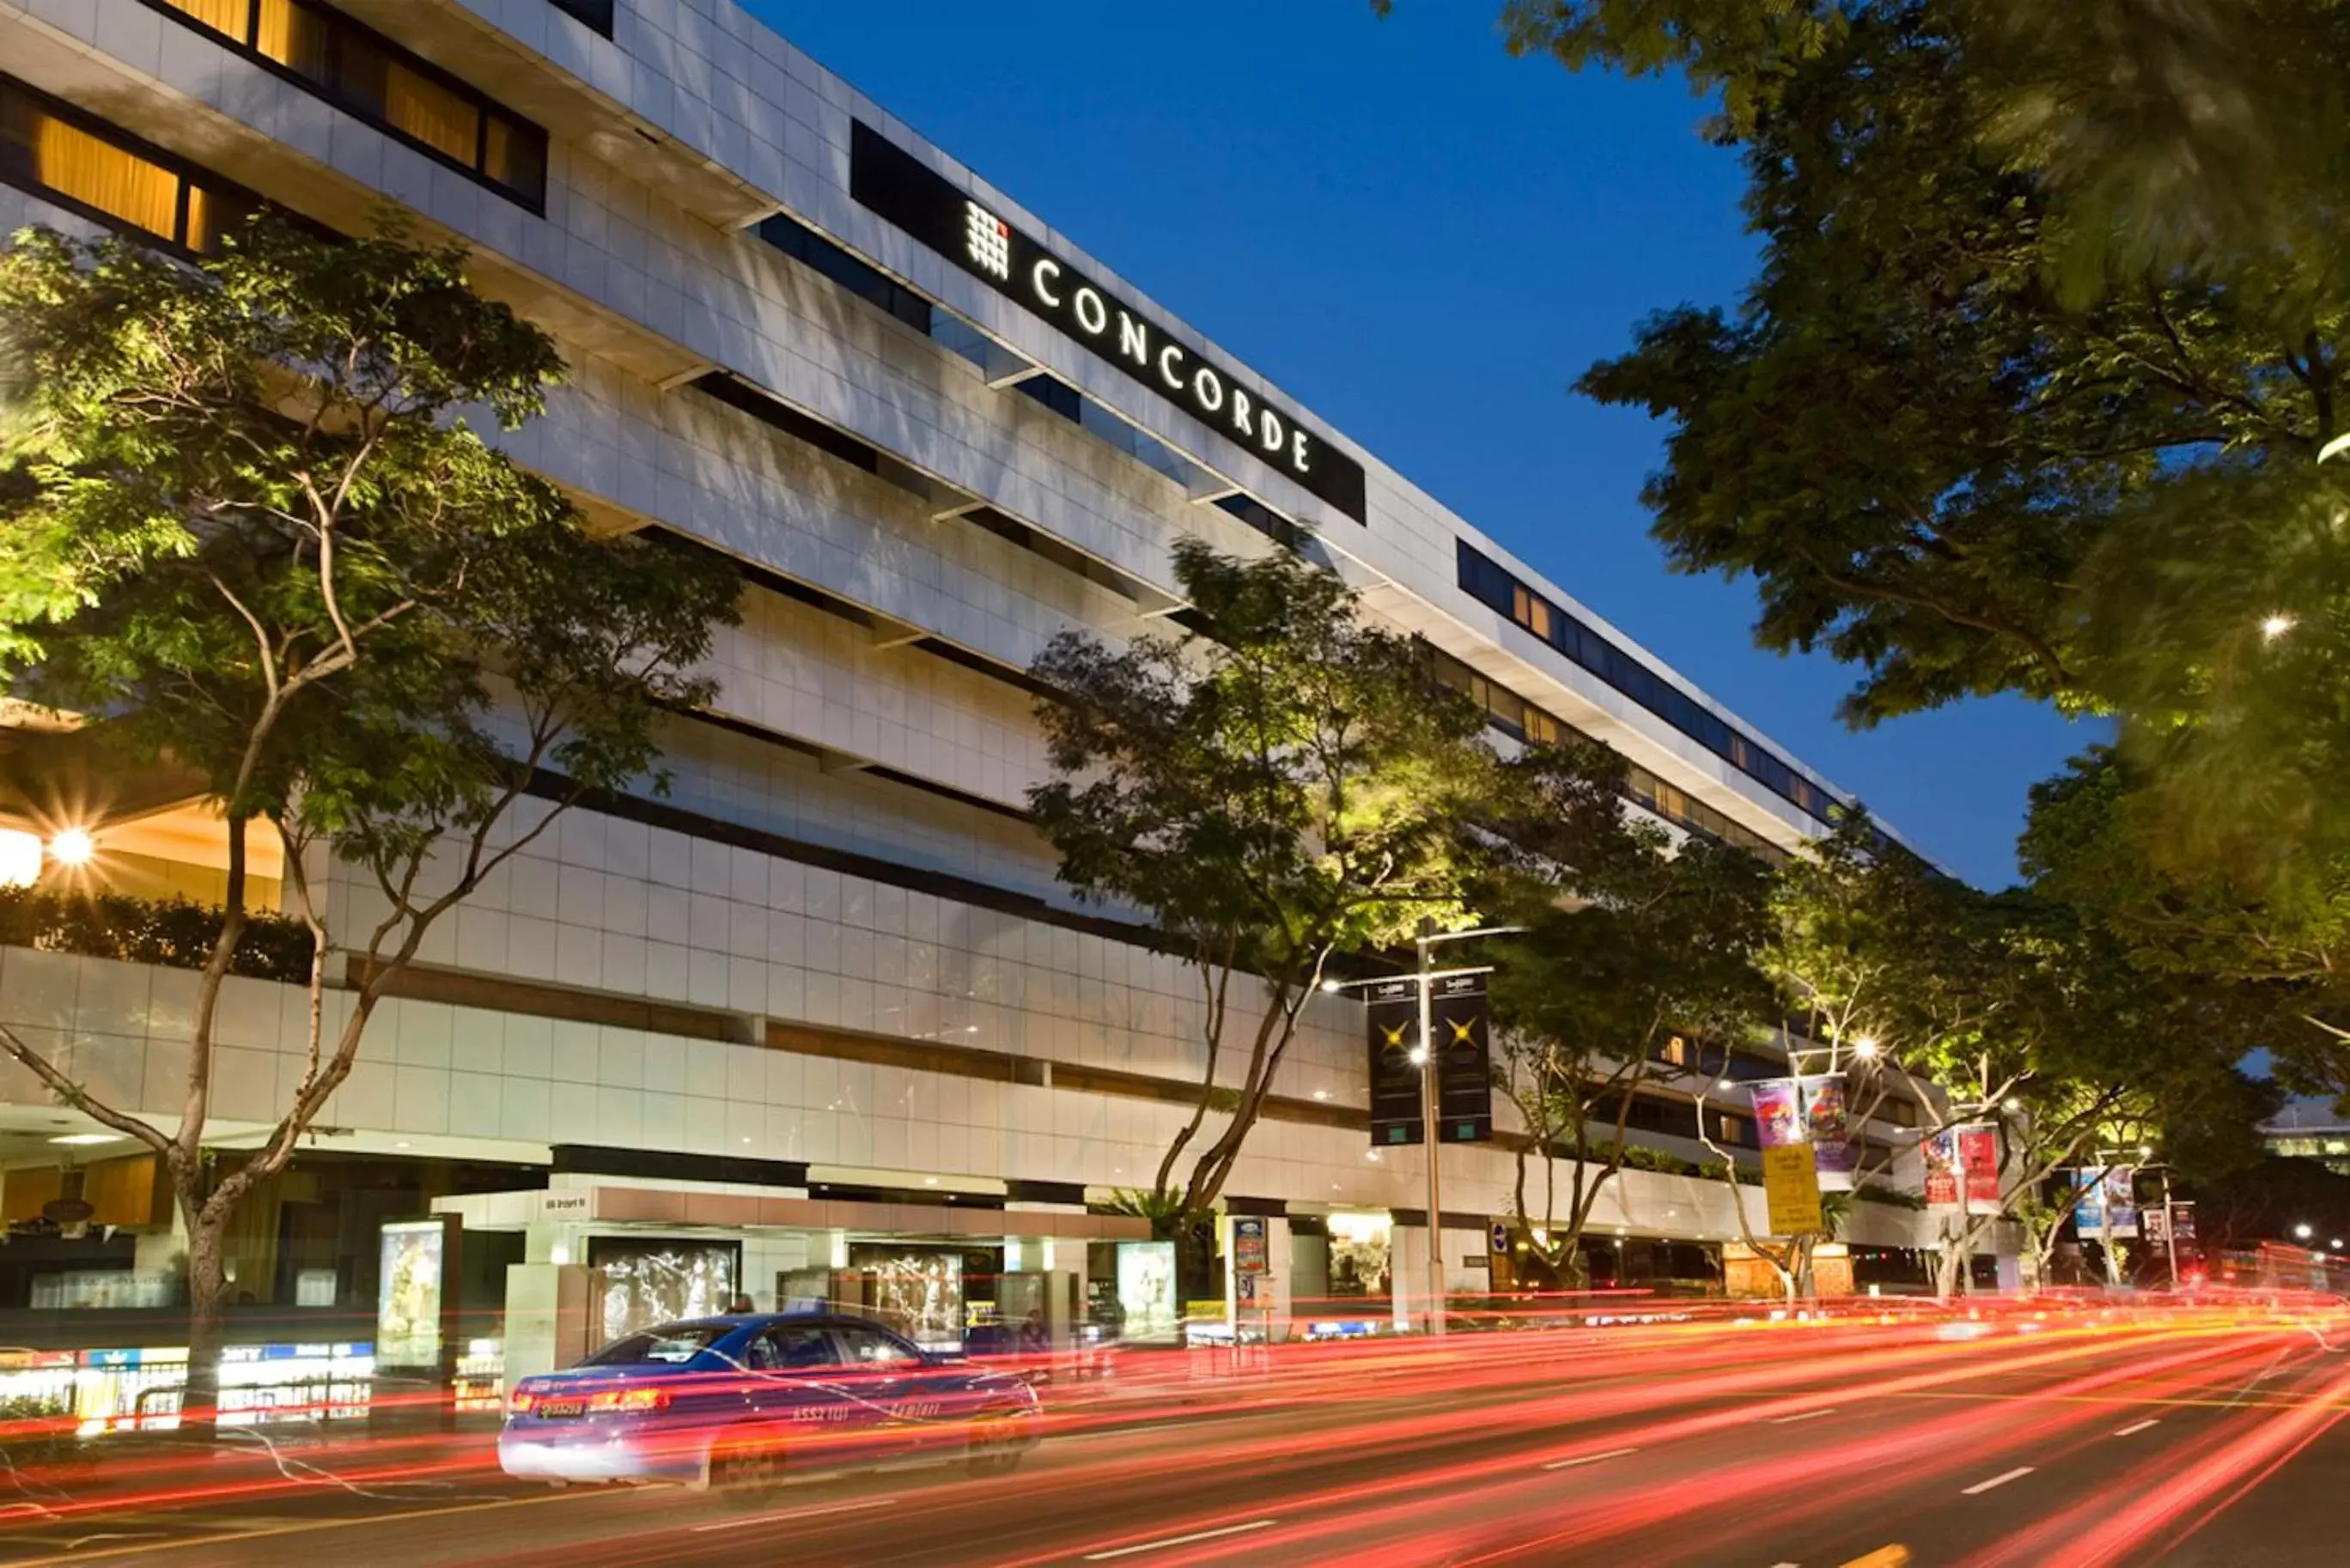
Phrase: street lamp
[
  {"left": 1324, "top": 923, "right": 1525, "bottom": 1338},
  {"left": 2294, "top": 1222, "right": 2314, "bottom": 1242}
]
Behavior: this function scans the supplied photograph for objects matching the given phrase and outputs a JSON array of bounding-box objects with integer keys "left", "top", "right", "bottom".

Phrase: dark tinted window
[
  {"left": 756, "top": 210, "right": 933, "bottom": 334},
  {"left": 548, "top": 0, "right": 614, "bottom": 34},
  {"left": 761, "top": 1325, "right": 839, "bottom": 1370}
]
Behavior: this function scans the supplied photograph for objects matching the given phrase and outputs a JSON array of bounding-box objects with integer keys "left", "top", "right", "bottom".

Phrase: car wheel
[
  {"left": 709, "top": 1428, "right": 787, "bottom": 1508},
  {"left": 966, "top": 1408, "right": 1030, "bottom": 1477}
]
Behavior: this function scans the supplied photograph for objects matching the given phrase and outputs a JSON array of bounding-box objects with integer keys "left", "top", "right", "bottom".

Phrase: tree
[
  {"left": 0, "top": 218, "right": 739, "bottom": 1423},
  {"left": 1030, "top": 538, "right": 1502, "bottom": 1266},
  {"left": 1519, "top": 1, "right": 2350, "bottom": 925},
  {"left": 1763, "top": 816, "right": 2270, "bottom": 1295},
  {"left": 1481, "top": 742, "right": 1778, "bottom": 1285}
]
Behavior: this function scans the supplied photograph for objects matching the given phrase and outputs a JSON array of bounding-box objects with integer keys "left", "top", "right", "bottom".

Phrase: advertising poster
[
  {"left": 1957, "top": 1125, "right": 2002, "bottom": 1215},
  {"left": 1762, "top": 1144, "right": 1825, "bottom": 1237},
  {"left": 848, "top": 1245, "right": 965, "bottom": 1347},
  {"left": 1233, "top": 1216, "right": 1269, "bottom": 1277},
  {"left": 2073, "top": 1168, "right": 2108, "bottom": 1236},
  {"left": 588, "top": 1238, "right": 740, "bottom": 1343},
  {"left": 1117, "top": 1240, "right": 1178, "bottom": 1341},
  {"left": 1750, "top": 1080, "right": 1804, "bottom": 1149},
  {"left": 1804, "top": 1077, "right": 1857, "bottom": 1191},
  {"left": 376, "top": 1220, "right": 447, "bottom": 1369},
  {"left": 2103, "top": 1166, "right": 2140, "bottom": 1239},
  {"left": 1922, "top": 1129, "right": 1962, "bottom": 1211}
]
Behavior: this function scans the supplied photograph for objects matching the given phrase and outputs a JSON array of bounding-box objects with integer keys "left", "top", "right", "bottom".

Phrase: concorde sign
[{"left": 849, "top": 120, "right": 1369, "bottom": 525}]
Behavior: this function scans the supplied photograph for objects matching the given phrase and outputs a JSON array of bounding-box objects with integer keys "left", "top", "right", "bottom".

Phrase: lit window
[
  {"left": 155, "top": 0, "right": 547, "bottom": 208},
  {"left": 0, "top": 76, "right": 259, "bottom": 255},
  {"left": 1513, "top": 586, "right": 1553, "bottom": 641}
]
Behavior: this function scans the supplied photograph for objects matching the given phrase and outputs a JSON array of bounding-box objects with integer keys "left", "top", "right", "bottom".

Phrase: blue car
[{"left": 497, "top": 1312, "right": 1040, "bottom": 1501}]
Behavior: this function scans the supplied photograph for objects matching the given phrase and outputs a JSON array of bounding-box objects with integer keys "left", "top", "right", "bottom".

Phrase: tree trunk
[{"left": 180, "top": 1201, "right": 228, "bottom": 1435}]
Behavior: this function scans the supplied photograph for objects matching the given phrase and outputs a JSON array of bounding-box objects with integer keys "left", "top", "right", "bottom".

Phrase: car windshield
[{"left": 581, "top": 1324, "right": 729, "bottom": 1365}]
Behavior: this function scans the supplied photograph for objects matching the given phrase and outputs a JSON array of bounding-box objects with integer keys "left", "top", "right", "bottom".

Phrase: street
[{"left": 0, "top": 1305, "right": 2341, "bottom": 1566}]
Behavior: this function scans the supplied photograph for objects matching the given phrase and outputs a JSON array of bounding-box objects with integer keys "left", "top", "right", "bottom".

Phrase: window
[
  {"left": 756, "top": 210, "right": 933, "bottom": 334},
  {"left": 1015, "top": 373, "right": 1083, "bottom": 423},
  {"left": 582, "top": 1324, "right": 726, "bottom": 1364},
  {"left": 148, "top": 0, "right": 549, "bottom": 210},
  {"left": 1511, "top": 584, "right": 1553, "bottom": 641},
  {"left": 547, "top": 0, "right": 614, "bottom": 34},
  {"left": 831, "top": 1324, "right": 920, "bottom": 1366},
  {"left": 0, "top": 76, "right": 260, "bottom": 256},
  {"left": 756, "top": 1326, "right": 837, "bottom": 1370}
]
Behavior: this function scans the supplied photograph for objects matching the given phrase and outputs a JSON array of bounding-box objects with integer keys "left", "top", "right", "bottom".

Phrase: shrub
[{"left": 0, "top": 887, "right": 312, "bottom": 982}]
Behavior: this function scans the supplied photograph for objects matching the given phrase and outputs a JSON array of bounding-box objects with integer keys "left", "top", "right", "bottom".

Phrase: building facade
[{"left": 0, "top": 0, "right": 1977, "bottom": 1386}]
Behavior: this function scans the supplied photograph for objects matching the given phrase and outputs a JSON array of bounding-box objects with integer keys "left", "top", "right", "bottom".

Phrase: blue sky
[{"left": 748, "top": 2, "right": 2092, "bottom": 888}]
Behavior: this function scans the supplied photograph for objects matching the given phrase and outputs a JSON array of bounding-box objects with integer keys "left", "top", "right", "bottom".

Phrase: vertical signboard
[
  {"left": 1762, "top": 1146, "right": 1825, "bottom": 1236},
  {"left": 2102, "top": 1167, "right": 2140, "bottom": 1238},
  {"left": 2073, "top": 1168, "right": 2107, "bottom": 1237},
  {"left": 1367, "top": 979, "right": 1422, "bottom": 1147},
  {"left": 1957, "top": 1125, "right": 2002, "bottom": 1215},
  {"left": 377, "top": 1216, "right": 460, "bottom": 1376},
  {"left": 1923, "top": 1129, "right": 1962, "bottom": 1211},
  {"left": 1233, "top": 1216, "right": 1269, "bottom": 1278},
  {"left": 1804, "top": 1078, "right": 1856, "bottom": 1191},
  {"left": 1430, "top": 973, "right": 1493, "bottom": 1144}
]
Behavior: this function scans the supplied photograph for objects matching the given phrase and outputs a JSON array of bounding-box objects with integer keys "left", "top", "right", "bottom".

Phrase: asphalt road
[{"left": 0, "top": 1306, "right": 2343, "bottom": 1566}]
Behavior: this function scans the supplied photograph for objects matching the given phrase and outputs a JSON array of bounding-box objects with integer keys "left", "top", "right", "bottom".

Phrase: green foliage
[
  {"left": 1032, "top": 538, "right": 1503, "bottom": 1224},
  {"left": 0, "top": 887, "right": 310, "bottom": 982},
  {"left": 0, "top": 216, "right": 739, "bottom": 864},
  {"left": 1617, "top": 1144, "right": 1700, "bottom": 1176}
]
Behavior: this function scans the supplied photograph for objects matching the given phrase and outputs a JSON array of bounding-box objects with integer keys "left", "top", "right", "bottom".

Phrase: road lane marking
[
  {"left": 2113, "top": 1419, "right": 2160, "bottom": 1437},
  {"left": 1961, "top": 1467, "right": 2035, "bottom": 1496},
  {"left": 1081, "top": 1520, "right": 1279, "bottom": 1560},
  {"left": 1542, "top": 1446, "right": 1641, "bottom": 1471},
  {"left": 691, "top": 1496, "right": 898, "bottom": 1533},
  {"left": 1841, "top": 1549, "right": 1911, "bottom": 1568},
  {"left": 1769, "top": 1407, "right": 1838, "bottom": 1424}
]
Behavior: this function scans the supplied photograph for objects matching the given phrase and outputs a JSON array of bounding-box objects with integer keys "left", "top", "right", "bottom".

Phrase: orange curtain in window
[
  {"left": 161, "top": 0, "right": 246, "bottom": 40},
  {"left": 256, "top": 0, "right": 330, "bottom": 82},
  {"left": 385, "top": 63, "right": 478, "bottom": 165},
  {"left": 35, "top": 115, "right": 178, "bottom": 240}
]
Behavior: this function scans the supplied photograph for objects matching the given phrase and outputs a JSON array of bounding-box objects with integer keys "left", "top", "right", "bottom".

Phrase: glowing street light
[
  {"left": 1850, "top": 1036, "right": 1881, "bottom": 1061},
  {"left": 2262, "top": 613, "right": 2298, "bottom": 641},
  {"left": 46, "top": 826, "right": 95, "bottom": 868},
  {"left": 2295, "top": 1222, "right": 2315, "bottom": 1241}
]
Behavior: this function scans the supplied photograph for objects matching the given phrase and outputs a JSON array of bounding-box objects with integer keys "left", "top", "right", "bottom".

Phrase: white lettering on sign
[
  {"left": 536, "top": 1191, "right": 591, "bottom": 1219},
  {"left": 1157, "top": 343, "right": 1187, "bottom": 392},
  {"left": 1073, "top": 286, "right": 1108, "bottom": 336},
  {"left": 1193, "top": 365, "right": 1224, "bottom": 413},
  {"left": 1117, "top": 311, "right": 1149, "bottom": 366},
  {"left": 1031, "top": 257, "right": 1063, "bottom": 307},
  {"left": 1231, "top": 386, "right": 1256, "bottom": 440}
]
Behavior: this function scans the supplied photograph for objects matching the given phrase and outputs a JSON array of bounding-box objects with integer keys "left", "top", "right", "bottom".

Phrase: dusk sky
[{"left": 751, "top": 2, "right": 2092, "bottom": 888}]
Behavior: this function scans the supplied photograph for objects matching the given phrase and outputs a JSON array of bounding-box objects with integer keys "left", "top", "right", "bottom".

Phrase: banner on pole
[
  {"left": 1762, "top": 1145, "right": 1825, "bottom": 1237},
  {"left": 1923, "top": 1129, "right": 1962, "bottom": 1211},
  {"left": 1367, "top": 979, "right": 1423, "bottom": 1147},
  {"left": 1430, "top": 973, "right": 1493, "bottom": 1144},
  {"left": 1957, "top": 1125, "right": 2001, "bottom": 1215},
  {"left": 1750, "top": 1077, "right": 1856, "bottom": 1190},
  {"left": 2073, "top": 1168, "right": 2107, "bottom": 1237}
]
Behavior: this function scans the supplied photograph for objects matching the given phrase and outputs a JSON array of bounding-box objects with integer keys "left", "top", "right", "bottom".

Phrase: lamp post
[{"left": 1325, "top": 924, "right": 1524, "bottom": 1338}]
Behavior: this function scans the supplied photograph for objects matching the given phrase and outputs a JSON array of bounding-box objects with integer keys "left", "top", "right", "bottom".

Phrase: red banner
[{"left": 1957, "top": 1125, "right": 2000, "bottom": 1215}]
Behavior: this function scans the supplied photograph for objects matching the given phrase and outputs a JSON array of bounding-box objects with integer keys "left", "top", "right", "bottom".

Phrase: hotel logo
[{"left": 964, "top": 202, "right": 1011, "bottom": 279}]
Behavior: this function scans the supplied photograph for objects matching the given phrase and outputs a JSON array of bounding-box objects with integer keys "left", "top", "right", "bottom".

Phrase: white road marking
[
  {"left": 1542, "top": 1446, "right": 1641, "bottom": 1471},
  {"left": 1081, "top": 1520, "right": 1280, "bottom": 1560},
  {"left": 2113, "top": 1419, "right": 2160, "bottom": 1437},
  {"left": 1769, "top": 1407, "right": 1838, "bottom": 1424},
  {"left": 1961, "top": 1467, "right": 2035, "bottom": 1497},
  {"left": 690, "top": 1497, "right": 898, "bottom": 1533}
]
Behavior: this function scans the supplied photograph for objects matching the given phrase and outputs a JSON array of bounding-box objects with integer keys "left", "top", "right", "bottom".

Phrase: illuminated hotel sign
[{"left": 849, "top": 121, "right": 1368, "bottom": 525}]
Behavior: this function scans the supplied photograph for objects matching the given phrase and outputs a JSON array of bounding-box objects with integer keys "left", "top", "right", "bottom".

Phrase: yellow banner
[{"left": 1762, "top": 1144, "right": 1823, "bottom": 1236}]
